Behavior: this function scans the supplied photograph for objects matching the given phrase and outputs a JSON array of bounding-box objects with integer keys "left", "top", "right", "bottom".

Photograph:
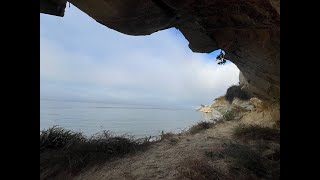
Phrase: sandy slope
[{"left": 74, "top": 120, "right": 240, "bottom": 180}]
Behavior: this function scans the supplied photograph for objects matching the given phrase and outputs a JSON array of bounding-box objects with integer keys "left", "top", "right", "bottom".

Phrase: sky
[{"left": 40, "top": 5, "right": 240, "bottom": 107}]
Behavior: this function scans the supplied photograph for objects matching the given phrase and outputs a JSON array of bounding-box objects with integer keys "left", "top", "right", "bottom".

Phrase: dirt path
[{"left": 75, "top": 120, "right": 239, "bottom": 180}]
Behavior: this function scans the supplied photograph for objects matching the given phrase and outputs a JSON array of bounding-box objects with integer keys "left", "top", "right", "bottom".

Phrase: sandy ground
[{"left": 74, "top": 120, "right": 239, "bottom": 180}]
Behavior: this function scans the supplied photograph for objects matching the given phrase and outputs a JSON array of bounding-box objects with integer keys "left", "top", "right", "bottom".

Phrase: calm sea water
[{"left": 40, "top": 99, "right": 206, "bottom": 138}]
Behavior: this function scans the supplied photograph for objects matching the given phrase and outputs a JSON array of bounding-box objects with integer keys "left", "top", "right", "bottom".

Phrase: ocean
[{"left": 40, "top": 99, "right": 207, "bottom": 138}]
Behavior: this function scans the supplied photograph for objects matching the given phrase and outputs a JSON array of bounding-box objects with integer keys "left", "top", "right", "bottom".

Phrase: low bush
[
  {"left": 233, "top": 124, "right": 280, "bottom": 143},
  {"left": 223, "top": 111, "right": 235, "bottom": 121},
  {"left": 188, "top": 122, "right": 214, "bottom": 135},
  {"left": 40, "top": 126, "right": 151, "bottom": 179},
  {"left": 225, "top": 85, "right": 252, "bottom": 103}
]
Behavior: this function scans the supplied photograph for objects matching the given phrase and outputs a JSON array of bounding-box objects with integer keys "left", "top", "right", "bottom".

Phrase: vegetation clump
[
  {"left": 223, "top": 110, "right": 235, "bottom": 121},
  {"left": 216, "top": 50, "right": 227, "bottom": 65},
  {"left": 233, "top": 124, "right": 280, "bottom": 142},
  {"left": 188, "top": 121, "right": 214, "bottom": 135},
  {"left": 225, "top": 85, "right": 252, "bottom": 103},
  {"left": 40, "top": 126, "right": 151, "bottom": 179},
  {"left": 204, "top": 124, "right": 280, "bottom": 179}
]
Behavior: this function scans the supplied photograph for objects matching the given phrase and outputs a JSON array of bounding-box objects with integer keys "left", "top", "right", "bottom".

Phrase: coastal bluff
[{"left": 198, "top": 95, "right": 279, "bottom": 128}]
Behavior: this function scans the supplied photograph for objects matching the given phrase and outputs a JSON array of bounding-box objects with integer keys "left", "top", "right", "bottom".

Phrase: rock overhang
[{"left": 40, "top": 0, "right": 280, "bottom": 102}]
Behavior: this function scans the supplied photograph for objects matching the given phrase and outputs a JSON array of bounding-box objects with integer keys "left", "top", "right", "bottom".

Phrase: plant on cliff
[
  {"left": 225, "top": 85, "right": 252, "bottom": 103},
  {"left": 216, "top": 50, "right": 227, "bottom": 65},
  {"left": 223, "top": 110, "right": 235, "bottom": 121}
]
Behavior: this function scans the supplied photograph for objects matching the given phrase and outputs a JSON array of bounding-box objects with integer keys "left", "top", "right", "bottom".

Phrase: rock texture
[
  {"left": 41, "top": 0, "right": 280, "bottom": 102},
  {"left": 200, "top": 96, "right": 279, "bottom": 127}
]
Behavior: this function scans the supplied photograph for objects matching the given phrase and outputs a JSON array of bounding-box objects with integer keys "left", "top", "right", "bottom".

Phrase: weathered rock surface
[
  {"left": 199, "top": 96, "right": 279, "bottom": 127},
  {"left": 232, "top": 98, "right": 255, "bottom": 111},
  {"left": 40, "top": 0, "right": 280, "bottom": 102}
]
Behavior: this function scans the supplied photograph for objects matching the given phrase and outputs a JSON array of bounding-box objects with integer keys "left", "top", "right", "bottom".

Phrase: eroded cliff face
[
  {"left": 41, "top": 0, "right": 280, "bottom": 102},
  {"left": 199, "top": 96, "right": 280, "bottom": 127}
]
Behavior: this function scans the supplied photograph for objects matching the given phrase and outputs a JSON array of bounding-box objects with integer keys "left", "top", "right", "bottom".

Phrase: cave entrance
[{"left": 40, "top": 7, "right": 240, "bottom": 137}]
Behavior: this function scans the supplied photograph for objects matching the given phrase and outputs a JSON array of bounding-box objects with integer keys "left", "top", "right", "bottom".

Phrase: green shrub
[
  {"left": 223, "top": 111, "right": 235, "bottom": 121},
  {"left": 225, "top": 85, "right": 252, "bottom": 103}
]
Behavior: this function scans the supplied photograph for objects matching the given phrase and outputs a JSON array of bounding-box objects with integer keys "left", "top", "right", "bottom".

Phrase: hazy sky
[{"left": 40, "top": 6, "right": 240, "bottom": 107}]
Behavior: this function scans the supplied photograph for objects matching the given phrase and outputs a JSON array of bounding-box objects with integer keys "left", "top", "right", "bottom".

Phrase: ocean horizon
[{"left": 40, "top": 99, "right": 206, "bottom": 138}]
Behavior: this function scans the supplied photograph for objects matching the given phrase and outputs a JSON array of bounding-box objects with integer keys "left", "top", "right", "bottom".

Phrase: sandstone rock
[
  {"left": 198, "top": 106, "right": 212, "bottom": 113},
  {"left": 245, "top": 105, "right": 255, "bottom": 111},
  {"left": 241, "top": 107, "right": 279, "bottom": 127},
  {"left": 231, "top": 98, "right": 256, "bottom": 111},
  {"left": 210, "top": 108, "right": 223, "bottom": 121},
  {"left": 211, "top": 96, "right": 230, "bottom": 114},
  {"left": 250, "top": 97, "right": 265, "bottom": 112}
]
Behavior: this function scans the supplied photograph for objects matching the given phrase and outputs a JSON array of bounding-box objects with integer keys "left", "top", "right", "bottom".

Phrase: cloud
[{"left": 40, "top": 7, "right": 239, "bottom": 107}]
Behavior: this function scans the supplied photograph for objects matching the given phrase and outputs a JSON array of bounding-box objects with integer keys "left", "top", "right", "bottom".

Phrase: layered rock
[{"left": 198, "top": 96, "right": 279, "bottom": 127}]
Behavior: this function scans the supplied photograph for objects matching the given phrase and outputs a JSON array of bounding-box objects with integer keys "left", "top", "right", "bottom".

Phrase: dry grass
[
  {"left": 233, "top": 124, "right": 280, "bottom": 142},
  {"left": 160, "top": 132, "right": 175, "bottom": 140},
  {"left": 188, "top": 121, "right": 214, "bottom": 135},
  {"left": 160, "top": 132, "right": 179, "bottom": 145},
  {"left": 177, "top": 158, "right": 222, "bottom": 180},
  {"left": 205, "top": 142, "right": 279, "bottom": 180},
  {"left": 40, "top": 126, "right": 151, "bottom": 179},
  {"left": 203, "top": 124, "right": 280, "bottom": 179},
  {"left": 222, "top": 143, "right": 269, "bottom": 178}
]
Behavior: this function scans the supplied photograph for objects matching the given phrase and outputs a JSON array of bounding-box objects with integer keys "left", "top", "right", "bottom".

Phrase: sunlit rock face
[{"left": 41, "top": 0, "right": 280, "bottom": 102}]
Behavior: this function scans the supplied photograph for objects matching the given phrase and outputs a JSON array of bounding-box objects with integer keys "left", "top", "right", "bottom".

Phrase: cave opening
[{"left": 40, "top": 7, "right": 240, "bottom": 137}]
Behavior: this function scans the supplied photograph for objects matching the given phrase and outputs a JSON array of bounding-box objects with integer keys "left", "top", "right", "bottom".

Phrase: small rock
[{"left": 244, "top": 105, "right": 255, "bottom": 111}]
